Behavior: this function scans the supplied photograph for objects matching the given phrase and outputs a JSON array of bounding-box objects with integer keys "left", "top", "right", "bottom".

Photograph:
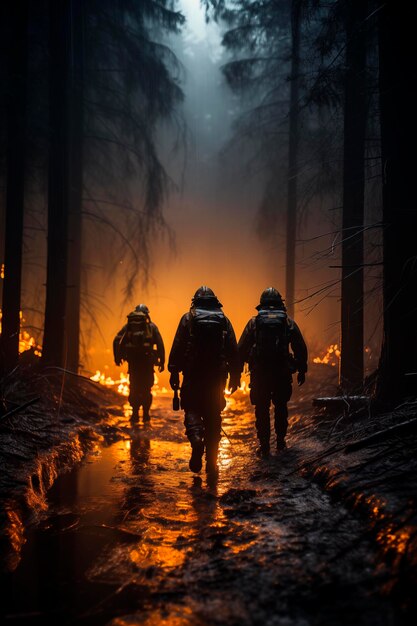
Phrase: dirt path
[{"left": 2, "top": 396, "right": 398, "bottom": 625}]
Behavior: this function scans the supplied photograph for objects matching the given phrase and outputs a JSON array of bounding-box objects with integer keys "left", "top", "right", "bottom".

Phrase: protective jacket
[
  {"left": 168, "top": 310, "right": 239, "bottom": 378},
  {"left": 168, "top": 307, "right": 239, "bottom": 412},
  {"left": 113, "top": 321, "right": 165, "bottom": 368},
  {"left": 168, "top": 305, "right": 239, "bottom": 470},
  {"left": 238, "top": 307, "right": 307, "bottom": 450},
  {"left": 238, "top": 311, "right": 307, "bottom": 376},
  {"left": 113, "top": 314, "right": 165, "bottom": 420}
]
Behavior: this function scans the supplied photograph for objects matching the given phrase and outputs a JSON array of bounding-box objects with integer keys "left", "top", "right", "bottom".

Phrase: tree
[
  {"left": 220, "top": 1, "right": 297, "bottom": 297},
  {"left": 339, "top": 0, "right": 368, "bottom": 391},
  {"left": 81, "top": 0, "right": 184, "bottom": 303},
  {"left": 376, "top": 0, "right": 417, "bottom": 403},
  {"left": 41, "top": 0, "right": 184, "bottom": 369},
  {"left": 41, "top": 0, "right": 72, "bottom": 367},
  {"left": 66, "top": 0, "right": 85, "bottom": 373},
  {"left": 286, "top": 0, "right": 302, "bottom": 318},
  {"left": 0, "top": 1, "right": 29, "bottom": 371}
]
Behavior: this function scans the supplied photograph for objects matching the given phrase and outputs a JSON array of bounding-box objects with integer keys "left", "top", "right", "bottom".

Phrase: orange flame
[
  {"left": 313, "top": 344, "right": 373, "bottom": 367},
  {"left": 90, "top": 369, "right": 169, "bottom": 397},
  {"left": 0, "top": 308, "right": 42, "bottom": 356},
  {"left": 313, "top": 344, "right": 341, "bottom": 366}
]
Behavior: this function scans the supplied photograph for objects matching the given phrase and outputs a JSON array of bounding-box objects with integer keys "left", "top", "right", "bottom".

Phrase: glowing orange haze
[{"left": 86, "top": 196, "right": 339, "bottom": 389}]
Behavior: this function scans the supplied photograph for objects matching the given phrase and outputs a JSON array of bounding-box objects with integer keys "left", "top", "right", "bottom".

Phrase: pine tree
[
  {"left": 376, "top": 0, "right": 417, "bottom": 402},
  {"left": 339, "top": 0, "right": 368, "bottom": 391},
  {"left": 1, "top": 1, "right": 29, "bottom": 371}
]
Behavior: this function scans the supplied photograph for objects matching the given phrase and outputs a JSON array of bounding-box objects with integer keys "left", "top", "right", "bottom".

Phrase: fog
[{"left": 81, "top": 0, "right": 345, "bottom": 389}]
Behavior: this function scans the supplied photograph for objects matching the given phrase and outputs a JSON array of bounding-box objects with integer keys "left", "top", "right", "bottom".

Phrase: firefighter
[
  {"left": 113, "top": 304, "right": 165, "bottom": 423},
  {"left": 168, "top": 286, "right": 240, "bottom": 474},
  {"left": 238, "top": 288, "right": 308, "bottom": 457}
]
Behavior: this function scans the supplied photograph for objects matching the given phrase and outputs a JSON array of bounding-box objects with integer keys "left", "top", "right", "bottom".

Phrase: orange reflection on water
[
  {"left": 129, "top": 528, "right": 186, "bottom": 570},
  {"left": 121, "top": 435, "right": 229, "bottom": 574},
  {"left": 218, "top": 435, "right": 233, "bottom": 470},
  {"left": 225, "top": 534, "right": 258, "bottom": 554}
]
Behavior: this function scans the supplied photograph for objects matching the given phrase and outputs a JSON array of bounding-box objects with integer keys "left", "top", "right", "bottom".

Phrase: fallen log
[
  {"left": 313, "top": 395, "right": 370, "bottom": 408},
  {"left": 344, "top": 417, "right": 417, "bottom": 453}
]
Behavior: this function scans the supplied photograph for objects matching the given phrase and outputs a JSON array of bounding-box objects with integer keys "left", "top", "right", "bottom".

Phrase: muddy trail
[{"left": 1, "top": 395, "right": 400, "bottom": 626}]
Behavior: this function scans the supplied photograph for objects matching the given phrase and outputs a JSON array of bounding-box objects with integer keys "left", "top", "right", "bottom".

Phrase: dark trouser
[
  {"left": 128, "top": 361, "right": 154, "bottom": 417},
  {"left": 184, "top": 410, "right": 222, "bottom": 465},
  {"left": 180, "top": 372, "right": 226, "bottom": 466},
  {"left": 250, "top": 370, "right": 292, "bottom": 448}
]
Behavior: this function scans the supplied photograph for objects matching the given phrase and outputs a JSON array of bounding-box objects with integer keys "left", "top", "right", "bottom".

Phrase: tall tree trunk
[
  {"left": 285, "top": 0, "right": 301, "bottom": 319},
  {"left": 339, "top": 0, "right": 367, "bottom": 391},
  {"left": 66, "top": 0, "right": 84, "bottom": 373},
  {"left": 376, "top": 1, "right": 417, "bottom": 403},
  {"left": 42, "top": 0, "right": 71, "bottom": 366},
  {"left": 0, "top": 1, "right": 28, "bottom": 372}
]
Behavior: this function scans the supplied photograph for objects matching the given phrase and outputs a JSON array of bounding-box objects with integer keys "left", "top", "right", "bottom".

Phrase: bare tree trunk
[
  {"left": 42, "top": 0, "right": 71, "bottom": 366},
  {"left": 66, "top": 0, "right": 84, "bottom": 373},
  {"left": 285, "top": 0, "right": 301, "bottom": 319},
  {"left": 0, "top": 1, "right": 28, "bottom": 372},
  {"left": 339, "top": 0, "right": 367, "bottom": 392},
  {"left": 376, "top": 1, "right": 417, "bottom": 403}
]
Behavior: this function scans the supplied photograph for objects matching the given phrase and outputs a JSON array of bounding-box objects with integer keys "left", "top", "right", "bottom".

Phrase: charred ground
[{"left": 0, "top": 363, "right": 416, "bottom": 625}]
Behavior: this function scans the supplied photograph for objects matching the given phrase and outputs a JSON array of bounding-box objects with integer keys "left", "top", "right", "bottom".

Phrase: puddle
[{"left": 1, "top": 398, "right": 398, "bottom": 625}]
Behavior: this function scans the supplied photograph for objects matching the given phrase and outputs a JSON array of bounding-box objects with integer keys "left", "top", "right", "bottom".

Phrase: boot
[
  {"left": 143, "top": 393, "right": 152, "bottom": 422},
  {"left": 205, "top": 441, "right": 219, "bottom": 475},
  {"left": 189, "top": 439, "right": 204, "bottom": 473},
  {"left": 256, "top": 441, "right": 270, "bottom": 458},
  {"left": 130, "top": 405, "right": 139, "bottom": 426},
  {"left": 276, "top": 438, "right": 287, "bottom": 452}
]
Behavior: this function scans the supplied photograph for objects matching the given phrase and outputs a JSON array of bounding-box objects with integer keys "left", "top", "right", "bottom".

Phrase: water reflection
[{"left": 2, "top": 396, "right": 401, "bottom": 626}]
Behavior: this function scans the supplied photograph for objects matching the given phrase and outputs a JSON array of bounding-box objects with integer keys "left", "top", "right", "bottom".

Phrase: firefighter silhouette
[
  {"left": 168, "top": 287, "right": 240, "bottom": 474},
  {"left": 238, "top": 288, "right": 308, "bottom": 456},
  {"left": 113, "top": 304, "right": 165, "bottom": 423}
]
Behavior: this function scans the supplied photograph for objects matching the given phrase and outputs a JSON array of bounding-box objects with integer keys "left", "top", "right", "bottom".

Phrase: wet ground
[{"left": 1, "top": 394, "right": 400, "bottom": 625}]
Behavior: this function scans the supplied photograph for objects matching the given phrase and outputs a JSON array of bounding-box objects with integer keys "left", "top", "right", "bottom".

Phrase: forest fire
[
  {"left": 313, "top": 344, "right": 375, "bottom": 371},
  {"left": 313, "top": 344, "right": 341, "bottom": 367},
  {"left": 90, "top": 369, "right": 248, "bottom": 407},
  {"left": 90, "top": 370, "right": 169, "bottom": 397},
  {"left": 0, "top": 310, "right": 42, "bottom": 357}
]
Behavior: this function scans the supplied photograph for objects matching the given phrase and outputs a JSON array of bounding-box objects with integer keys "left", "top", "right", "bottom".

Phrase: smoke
[{"left": 89, "top": 1, "right": 341, "bottom": 388}]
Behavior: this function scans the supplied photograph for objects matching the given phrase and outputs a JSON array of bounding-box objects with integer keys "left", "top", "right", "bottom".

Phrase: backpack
[
  {"left": 188, "top": 307, "right": 227, "bottom": 367},
  {"left": 120, "top": 311, "right": 153, "bottom": 360},
  {"left": 255, "top": 308, "right": 289, "bottom": 364}
]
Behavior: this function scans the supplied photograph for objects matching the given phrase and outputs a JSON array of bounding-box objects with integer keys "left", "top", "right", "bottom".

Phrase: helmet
[
  {"left": 191, "top": 286, "right": 222, "bottom": 308},
  {"left": 135, "top": 303, "right": 149, "bottom": 315},
  {"left": 256, "top": 287, "right": 285, "bottom": 310}
]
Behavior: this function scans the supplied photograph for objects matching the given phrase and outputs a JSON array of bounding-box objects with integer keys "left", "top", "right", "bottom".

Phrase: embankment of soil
[
  {"left": 0, "top": 365, "right": 121, "bottom": 571},
  {"left": 1, "top": 362, "right": 416, "bottom": 618},
  {"left": 290, "top": 393, "right": 417, "bottom": 613}
]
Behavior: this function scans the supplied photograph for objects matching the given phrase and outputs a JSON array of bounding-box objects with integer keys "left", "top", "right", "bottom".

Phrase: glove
[
  {"left": 228, "top": 376, "right": 241, "bottom": 394},
  {"left": 169, "top": 371, "right": 180, "bottom": 390},
  {"left": 158, "top": 363, "right": 165, "bottom": 373},
  {"left": 297, "top": 371, "right": 306, "bottom": 386}
]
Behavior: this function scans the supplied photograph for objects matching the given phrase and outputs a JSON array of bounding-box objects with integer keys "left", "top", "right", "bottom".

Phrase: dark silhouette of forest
[{"left": 1, "top": 0, "right": 416, "bottom": 406}]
